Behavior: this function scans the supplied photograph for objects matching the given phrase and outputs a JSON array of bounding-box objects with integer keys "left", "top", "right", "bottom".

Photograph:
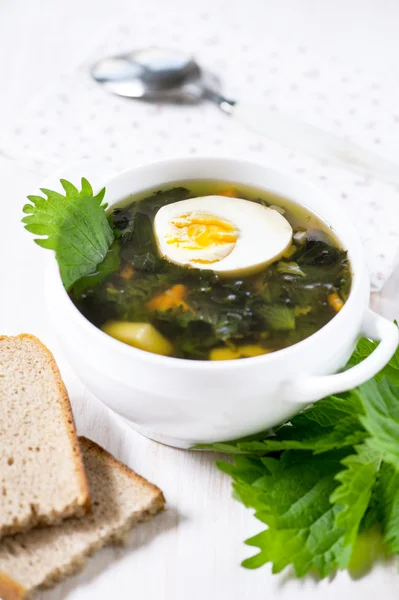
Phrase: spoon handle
[{"left": 229, "top": 102, "right": 399, "bottom": 186}]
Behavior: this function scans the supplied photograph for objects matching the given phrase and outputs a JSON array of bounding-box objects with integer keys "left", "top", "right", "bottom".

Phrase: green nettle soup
[{"left": 70, "top": 181, "right": 352, "bottom": 360}]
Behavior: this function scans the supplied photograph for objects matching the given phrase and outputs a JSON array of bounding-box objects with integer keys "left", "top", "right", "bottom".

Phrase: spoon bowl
[{"left": 92, "top": 47, "right": 207, "bottom": 102}]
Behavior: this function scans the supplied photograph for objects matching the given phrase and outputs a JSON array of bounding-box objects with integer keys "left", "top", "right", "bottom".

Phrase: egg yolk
[{"left": 165, "top": 211, "right": 239, "bottom": 264}]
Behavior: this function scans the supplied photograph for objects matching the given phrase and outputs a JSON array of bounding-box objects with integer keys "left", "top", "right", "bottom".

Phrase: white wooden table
[{"left": 1, "top": 1, "right": 399, "bottom": 598}]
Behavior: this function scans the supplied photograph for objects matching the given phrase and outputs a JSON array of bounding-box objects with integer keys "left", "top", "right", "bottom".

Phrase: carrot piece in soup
[
  {"left": 219, "top": 188, "right": 237, "bottom": 197},
  {"left": 146, "top": 284, "right": 193, "bottom": 313},
  {"left": 327, "top": 292, "right": 344, "bottom": 312},
  {"left": 120, "top": 264, "right": 135, "bottom": 280}
]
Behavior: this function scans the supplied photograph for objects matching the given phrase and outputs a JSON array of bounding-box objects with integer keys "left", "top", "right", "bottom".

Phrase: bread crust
[
  {"left": 0, "top": 571, "right": 26, "bottom": 600},
  {"left": 0, "top": 334, "right": 91, "bottom": 539}
]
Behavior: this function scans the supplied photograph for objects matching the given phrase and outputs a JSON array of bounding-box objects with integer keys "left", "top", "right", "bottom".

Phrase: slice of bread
[
  {"left": 0, "top": 334, "right": 90, "bottom": 538},
  {"left": 0, "top": 437, "right": 165, "bottom": 600}
]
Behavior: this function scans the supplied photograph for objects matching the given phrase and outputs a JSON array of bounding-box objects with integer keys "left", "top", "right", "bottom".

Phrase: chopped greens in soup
[{"left": 69, "top": 181, "right": 351, "bottom": 360}]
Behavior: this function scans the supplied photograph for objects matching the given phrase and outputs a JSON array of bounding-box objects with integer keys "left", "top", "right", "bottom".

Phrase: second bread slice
[{"left": 0, "top": 334, "right": 90, "bottom": 539}]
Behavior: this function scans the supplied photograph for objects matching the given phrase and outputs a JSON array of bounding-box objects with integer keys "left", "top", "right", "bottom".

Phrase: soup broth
[{"left": 70, "top": 181, "right": 351, "bottom": 360}]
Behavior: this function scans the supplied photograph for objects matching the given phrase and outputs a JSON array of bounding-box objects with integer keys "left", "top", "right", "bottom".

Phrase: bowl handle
[{"left": 287, "top": 310, "right": 398, "bottom": 405}]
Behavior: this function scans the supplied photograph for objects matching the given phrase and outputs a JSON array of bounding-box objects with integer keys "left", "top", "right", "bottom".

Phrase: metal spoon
[{"left": 92, "top": 47, "right": 399, "bottom": 186}]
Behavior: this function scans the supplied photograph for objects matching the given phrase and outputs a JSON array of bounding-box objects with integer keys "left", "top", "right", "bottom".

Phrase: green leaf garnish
[
  {"left": 276, "top": 261, "right": 306, "bottom": 278},
  {"left": 200, "top": 335, "right": 399, "bottom": 578},
  {"left": 376, "top": 463, "right": 399, "bottom": 553},
  {"left": 71, "top": 241, "right": 120, "bottom": 295},
  {"left": 257, "top": 304, "right": 296, "bottom": 331},
  {"left": 219, "top": 450, "right": 350, "bottom": 576},
  {"left": 22, "top": 178, "right": 114, "bottom": 290},
  {"left": 357, "top": 378, "right": 399, "bottom": 468},
  {"left": 348, "top": 336, "right": 399, "bottom": 385},
  {"left": 331, "top": 444, "right": 382, "bottom": 549}
]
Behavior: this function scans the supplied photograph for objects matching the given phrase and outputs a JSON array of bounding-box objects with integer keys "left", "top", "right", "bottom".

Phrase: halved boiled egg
[{"left": 154, "top": 195, "right": 293, "bottom": 277}]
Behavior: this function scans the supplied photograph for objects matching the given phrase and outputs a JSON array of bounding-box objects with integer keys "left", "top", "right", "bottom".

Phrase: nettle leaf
[
  {"left": 376, "top": 463, "right": 399, "bottom": 554},
  {"left": 290, "top": 391, "right": 363, "bottom": 428},
  {"left": 296, "top": 241, "right": 344, "bottom": 268},
  {"left": 258, "top": 304, "right": 296, "bottom": 331},
  {"left": 197, "top": 392, "right": 365, "bottom": 455},
  {"left": 356, "top": 378, "right": 399, "bottom": 469},
  {"left": 237, "top": 423, "right": 366, "bottom": 456},
  {"left": 347, "top": 338, "right": 378, "bottom": 368},
  {"left": 348, "top": 333, "right": 399, "bottom": 385},
  {"left": 330, "top": 444, "right": 382, "bottom": 551},
  {"left": 71, "top": 241, "right": 120, "bottom": 296},
  {"left": 208, "top": 338, "right": 399, "bottom": 579},
  {"left": 223, "top": 451, "right": 351, "bottom": 577},
  {"left": 23, "top": 178, "right": 114, "bottom": 290},
  {"left": 276, "top": 261, "right": 306, "bottom": 278},
  {"left": 348, "top": 525, "right": 388, "bottom": 577}
]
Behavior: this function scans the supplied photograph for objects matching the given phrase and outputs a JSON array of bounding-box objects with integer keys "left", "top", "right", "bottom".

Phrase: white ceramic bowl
[{"left": 45, "top": 157, "right": 399, "bottom": 448}]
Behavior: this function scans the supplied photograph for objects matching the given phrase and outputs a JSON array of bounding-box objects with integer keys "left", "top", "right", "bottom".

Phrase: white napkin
[{"left": 2, "top": 8, "right": 399, "bottom": 290}]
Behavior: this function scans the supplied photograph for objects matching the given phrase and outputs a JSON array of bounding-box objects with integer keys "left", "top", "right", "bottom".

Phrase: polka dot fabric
[{"left": 2, "top": 5, "right": 399, "bottom": 290}]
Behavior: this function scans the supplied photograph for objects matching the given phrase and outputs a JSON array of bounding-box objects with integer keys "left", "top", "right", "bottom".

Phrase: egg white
[{"left": 154, "top": 195, "right": 293, "bottom": 277}]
